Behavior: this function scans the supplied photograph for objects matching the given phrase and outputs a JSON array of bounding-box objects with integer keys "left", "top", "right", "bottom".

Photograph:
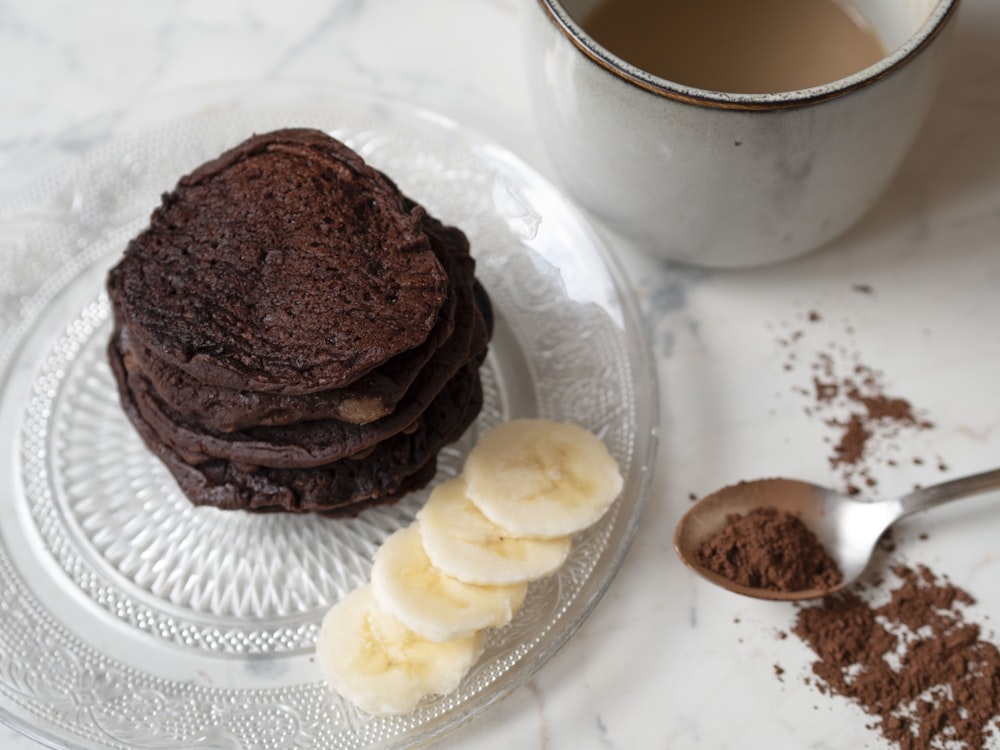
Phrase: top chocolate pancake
[
  {"left": 117, "top": 212, "right": 473, "bottom": 431},
  {"left": 108, "top": 128, "right": 449, "bottom": 395}
]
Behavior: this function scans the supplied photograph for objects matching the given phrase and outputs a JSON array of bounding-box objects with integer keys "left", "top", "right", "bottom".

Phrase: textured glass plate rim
[{"left": 0, "top": 81, "right": 659, "bottom": 750}]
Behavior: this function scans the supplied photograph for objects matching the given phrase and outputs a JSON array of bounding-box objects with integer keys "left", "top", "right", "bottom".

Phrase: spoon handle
[{"left": 897, "top": 468, "right": 1000, "bottom": 518}]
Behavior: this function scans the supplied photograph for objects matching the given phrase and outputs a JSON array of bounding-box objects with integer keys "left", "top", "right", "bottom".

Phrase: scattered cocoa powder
[
  {"left": 694, "top": 507, "right": 842, "bottom": 592},
  {"left": 755, "top": 293, "right": 997, "bottom": 747},
  {"left": 831, "top": 412, "right": 871, "bottom": 471},
  {"left": 791, "top": 565, "right": 1000, "bottom": 750},
  {"left": 774, "top": 295, "right": 940, "bottom": 495},
  {"left": 817, "top": 359, "right": 930, "bottom": 492}
]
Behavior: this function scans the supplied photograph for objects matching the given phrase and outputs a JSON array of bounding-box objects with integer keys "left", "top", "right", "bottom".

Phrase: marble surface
[{"left": 2, "top": 1, "right": 1000, "bottom": 748}]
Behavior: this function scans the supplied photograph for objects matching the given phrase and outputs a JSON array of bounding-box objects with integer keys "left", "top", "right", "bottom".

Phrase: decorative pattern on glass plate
[{"left": 0, "top": 83, "right": 657, "bottom": 750}]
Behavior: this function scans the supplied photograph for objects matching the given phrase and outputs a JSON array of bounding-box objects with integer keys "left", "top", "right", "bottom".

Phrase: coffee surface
[{"left": 581, "top": 0, "right": 885, "bottom": 94}]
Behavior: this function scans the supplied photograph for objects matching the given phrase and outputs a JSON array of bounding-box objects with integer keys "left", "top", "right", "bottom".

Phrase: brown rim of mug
[{"left": 536, "top": 0, "right": 961, "bottom": 111}]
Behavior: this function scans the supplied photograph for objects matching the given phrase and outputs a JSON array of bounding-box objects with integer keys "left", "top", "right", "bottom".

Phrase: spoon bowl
[{"left": 673, "top": 469, "right": 1000, "bottom": 601}]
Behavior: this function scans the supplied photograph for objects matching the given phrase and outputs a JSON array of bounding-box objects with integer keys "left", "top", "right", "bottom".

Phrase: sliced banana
[
  {"left": 463, "top": 418, "right": 624, "bottom": 538},
  {"left": 417, "top": 476, "right": 572, "bottom": 585},
  {"left": 316, "top": 419, "right": 624, "bottom": 716},
  {"left": 316, "top": 584, "right": 483, "bottom": 716},
  {"left": 371, "top": 523, "right": 528, "bottom": 643}
]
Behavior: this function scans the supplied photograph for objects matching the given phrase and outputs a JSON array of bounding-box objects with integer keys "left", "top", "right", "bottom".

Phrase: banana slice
[
  {"left": 371, "top": 523, "right": 528, "bottom": 643},
  {"left": 417, "top": 476, "right": 572, "bottom": 585},
  {"left": 316, "top": 584, "right": 483, "bottom": 716},
  {"left": 463, "top": 418, "right": 624, "bottom": 538}
]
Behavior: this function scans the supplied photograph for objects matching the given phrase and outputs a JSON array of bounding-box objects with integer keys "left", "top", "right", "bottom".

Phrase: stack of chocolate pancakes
[{"left": 106, "top": 128, "right": 491, "bottom": 517}]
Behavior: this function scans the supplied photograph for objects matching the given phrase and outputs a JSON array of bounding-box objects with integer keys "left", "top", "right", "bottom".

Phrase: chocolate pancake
[
  {"left": 122, "top": 215, "right": 474, "bottom": 431},
  {"left": 110, "top": 335, "right": 483, "bottom": 516},
  {"left": 108, "top": 128, "right": 449, "bottom": 395},
  {"left": 189, "top": 372, "right": 482, "bottom": 516},
  {"left": 112, "top": 269, "right": 488, "bottom": 468}
]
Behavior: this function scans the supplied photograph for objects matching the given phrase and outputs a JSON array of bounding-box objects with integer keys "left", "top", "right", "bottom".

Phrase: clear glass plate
[{"left": 0, "top": 82, "right": 658, "bottom": 750}]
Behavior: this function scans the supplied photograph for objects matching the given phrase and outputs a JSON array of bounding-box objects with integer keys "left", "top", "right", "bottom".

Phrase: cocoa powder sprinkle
[
  {"left": 792, "top": 565, "right": 1000, "bottom": 750},
  {"left": 775, "top": 299, "right": 938, "bottom": 495},
  {"left": 757, "top": 296, "right": 993, "bottom": 747},
  {"left": 831, "top": 412, "right": 871, "bottom": 468}
]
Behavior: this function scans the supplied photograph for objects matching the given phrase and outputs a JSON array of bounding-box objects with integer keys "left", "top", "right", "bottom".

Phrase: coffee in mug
[
  {"left": 580, "top": 0, "right": 886, "bottom": 93},
  {"left": 523, "top": 0, "right": 959, "bottom": 267}
]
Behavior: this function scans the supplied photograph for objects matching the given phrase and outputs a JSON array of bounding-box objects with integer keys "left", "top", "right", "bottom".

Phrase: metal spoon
[{"left": 673, "top": 469, "right": 1000, "bottom": 601}]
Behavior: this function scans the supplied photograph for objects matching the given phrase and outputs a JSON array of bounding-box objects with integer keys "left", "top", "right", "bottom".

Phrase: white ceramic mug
[{"left": 523, "top": 0, "right": 960, "bottom": 268}]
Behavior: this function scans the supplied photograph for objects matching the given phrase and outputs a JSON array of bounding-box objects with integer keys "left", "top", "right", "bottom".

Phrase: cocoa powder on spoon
[{"left": 693, "top": 507, "right": 842, "bottom": 593}]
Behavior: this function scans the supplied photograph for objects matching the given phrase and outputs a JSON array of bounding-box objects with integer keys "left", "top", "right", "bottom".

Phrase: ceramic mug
[{"left": 523, "top": 0, "right": 960, "bottom": 268}]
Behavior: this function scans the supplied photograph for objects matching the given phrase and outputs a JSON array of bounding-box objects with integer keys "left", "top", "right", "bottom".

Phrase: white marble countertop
[{"left": 2, "top": 1, "right": 1000, "bottom": 748}]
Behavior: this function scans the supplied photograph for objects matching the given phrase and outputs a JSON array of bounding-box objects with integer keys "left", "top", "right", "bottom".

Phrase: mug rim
[{"left": 536, "top": 0, "right": 960, "bottom": 110}]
